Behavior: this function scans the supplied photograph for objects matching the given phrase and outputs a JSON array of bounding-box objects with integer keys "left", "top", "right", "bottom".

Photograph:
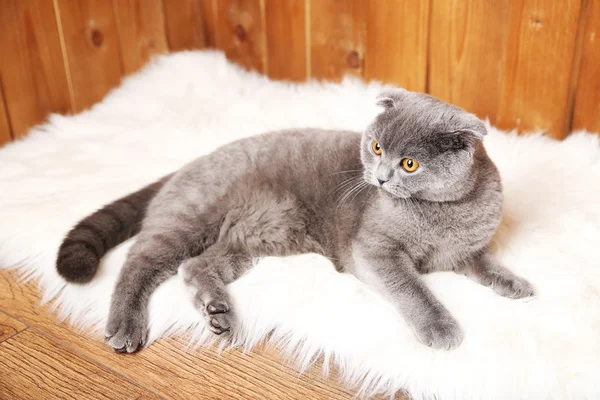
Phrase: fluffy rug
[{"left": 1, "top": 51, "right": 599, "bottom": 400}]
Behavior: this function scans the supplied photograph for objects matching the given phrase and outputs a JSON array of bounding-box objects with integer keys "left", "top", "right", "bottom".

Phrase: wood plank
[
  {"left": 0, "top": 312, "right": 27, "bottom": 343},
  {"left": 364, "top": 0, "right": 430, "bottom": 92},
  {"left": 203, "top": 0, "right": 219, "bottom": 47},
  {"left": 0, "top": 329, "right": 162, "bottom": 400},
  {"left": 265, "top": 0, "right": 307, "bottom": 81},
  {"left": 162, "top": 0, "right": 209, "bottom": 51},
  {"left": 0, "top": 0, "right": 73, "bottom": 138},
  {"left": 496, "top": 0, "right": 583, "bottom": 139},
  {"left": 428, "top": 0, "right": 509, "bottom": 122},
  {"left": 309, "top": 0, "right": 367, "bottom": 81},
  {"left": 572, "top": 0, "right": 600, "bottom": 134},
  {"left": 213, "top": 0, "right": 267, "bottom": 73},
  {"left": 0, "top": 80, "right": 12, "bottom": 146},
  {"left": 0, "top": 269, "right": 375, "bottom": 399},
  {"left": 55, "top": 0, "right": 123, "bottom": 111},
  {"left": 112, "top": 0, "right": 169, "bottom": 75}
]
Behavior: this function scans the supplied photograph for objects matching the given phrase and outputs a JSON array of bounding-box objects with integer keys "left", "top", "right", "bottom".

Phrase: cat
[{"left": 56, "top": 89, "right": 534, "bottom": 353}]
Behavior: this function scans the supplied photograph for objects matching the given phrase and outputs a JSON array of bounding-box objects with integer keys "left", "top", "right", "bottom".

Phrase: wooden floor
[{"left": 0, "top": 268, "right": 409, "bottom": 399}]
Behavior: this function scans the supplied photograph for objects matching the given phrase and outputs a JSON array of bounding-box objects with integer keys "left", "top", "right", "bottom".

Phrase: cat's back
[
  {"left": 186, "top": 128, "right": 359, "bottom": 171},
  {"left": 242, "top": 129, "right": 366, "bottom": 208},
  {"left": 160, "top": 129, "right": 363, "bottom": 207},
  {"left": 242, "top": 128, "right": 361, "bottom": 170}
]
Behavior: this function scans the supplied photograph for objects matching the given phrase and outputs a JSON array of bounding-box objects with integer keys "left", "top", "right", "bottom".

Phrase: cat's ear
[
  {"left": 458, "top": 115, "right": 487, "bottom": 143},
  {"left": 439, "top": 115, "right": 487, "bottom": 151},
  {"left": 376, "top": 89, "right": 408, "bottom": 110}
]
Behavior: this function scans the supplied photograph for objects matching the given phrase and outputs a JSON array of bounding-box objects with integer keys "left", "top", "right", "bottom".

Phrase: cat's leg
[
  {"left": 179, "top": 244, "right": 251, "bottom": 335},
  {"left": 105, "top": 217, "right": 218, "bottom": 353},
  {"left": 180, "top": 189, "right": 321, "bottom": 336},
  {"left": 105, "top": 233, "right": 182, "bottom": 352},
  {"left": 353, "top": 246, "right": 463, "bottom": 350},
  {"left": 462, "top": 248, "right": 534, "bottom": 299}
]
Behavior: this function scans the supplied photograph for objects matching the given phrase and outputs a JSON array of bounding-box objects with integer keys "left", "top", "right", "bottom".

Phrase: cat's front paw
[
  {"left": 105, "top": 304, "right": 147, "bottom": 353},
  {"left": 415, "top": 318, "right": 463, "bottom": 350},
  {"left": 493, "top": 274, "right": 535, "bottom": 299}
]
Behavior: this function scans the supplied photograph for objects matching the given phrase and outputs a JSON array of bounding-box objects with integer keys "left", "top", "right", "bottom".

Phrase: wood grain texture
[
  {"left": 0, "top": 312, "right": 27, "bottom": 343},
  {"left": 112, "top": 0, "right": 169, "bottom": 74},
  {"left": 0, "top": 269, "right": 409, "bottom": 399},
  {"left": 0, "top": 0, "right": 72, "bottom": 137},
  {"left": 309, "top": 0, "right": 368, "bottom": 80},
  {"left": 0, "top": 329, "right": 162, "bottom": 400},
  {"left": 55, "top": 0, "right": 123, "bottom": 111},
  {"left": 428, "top": 0, "right": 510, "bottom": 122},
  {"left": 364, "top": 0, "right": 429, "bottom": 92},
  {"left": 163, "top": 0, "right": 209, "bottom": 50},
  {"left": 572, "top": 0, "right": 600, "bottom": 134},
  {"left": 0, "top": 81, "right": 12, "bottom": 146},
  {"left": 496, "top": 0, "right": 583, "bottom": 138},
  {"left": 265, "top": 0, "right": 307, "bottom": 81},
  {"left": 214, "top": 0, "right": 267, "bottom": 73}
]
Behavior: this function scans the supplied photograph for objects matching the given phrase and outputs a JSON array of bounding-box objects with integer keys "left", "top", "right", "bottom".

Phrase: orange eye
[
  {"left": 401, "top": 158, "right": 419, "bottom": 172},
  {"left": 371, "top": 140, "right": 382, "bottom": 155}
]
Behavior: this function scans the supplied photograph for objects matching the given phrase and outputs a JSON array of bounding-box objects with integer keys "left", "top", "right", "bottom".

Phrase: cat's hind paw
[
  {"left": 193, "top": 294, "right": 236, "bottom": 336},
  {"left": 204, "top": 299, "right": 235, "bottom": 335}
]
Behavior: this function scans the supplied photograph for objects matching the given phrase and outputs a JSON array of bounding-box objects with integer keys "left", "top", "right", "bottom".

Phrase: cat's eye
[
  {"left": 400, "top": 158, "right": 419, "bottom": 172},
  {"left": 371, "top": 140, "right": 382, "bottom": 155}
]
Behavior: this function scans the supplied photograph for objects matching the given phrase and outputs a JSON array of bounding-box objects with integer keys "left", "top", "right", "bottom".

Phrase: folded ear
[
  {"left": 376, "top": 89, "right": 409, "bottom": 109},
  {"left": 460, "top": 115, "right": 487, "bottom": 142},
  {"left": 438, "top": 116, "right": 487, "bottom": 152}
]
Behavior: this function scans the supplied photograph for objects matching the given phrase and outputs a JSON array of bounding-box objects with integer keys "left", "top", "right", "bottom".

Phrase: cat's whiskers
[
  {"left": 337, "top": 180, "right": 369, "bottom": 210},
  {"left": 388, "top": 185, "right": 419, "bottom": 221},
  {"left": 349, "top": 181, "right": 370, "bottom": 204},
  {"left": 407, "top": 196, "right": 425, "bottom": 219},
  {"left": 336, "top": 183, "right": 358, "bottom": 208},
  {"left": 331, "top": 175, "right": 365, "bottom": 195},
  {"left": 401, "top": 198, "right": 418, "bottom": 221},
  {"left": 328, "top": 169, "right": 364, "bottom": 176},
  {"left": 333, "top": 174, "right": 363, "bottom": 187}
]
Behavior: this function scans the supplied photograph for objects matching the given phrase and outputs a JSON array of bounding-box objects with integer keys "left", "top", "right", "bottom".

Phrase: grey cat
[{"left": 56, "top": 89, "right": 534, "bottom": 353}]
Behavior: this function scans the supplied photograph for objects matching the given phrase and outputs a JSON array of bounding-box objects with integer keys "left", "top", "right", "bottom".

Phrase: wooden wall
[{"left": 1, "top": 0, "right": 599, "bottom": 148}]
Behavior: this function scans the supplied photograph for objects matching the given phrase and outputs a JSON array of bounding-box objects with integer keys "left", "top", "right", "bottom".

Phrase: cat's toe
[
  {"left": 495, "top": 275, "right": 535, "bottom": 299},
  {"left": 202, "top": 299, "right": 235, "bottom": 335},
  {"left": 205, "top": 299, "right": 229, "bottom": 315},
  {"left": 416, "top": 318, "right": 463, "bottom": 350},
  {"left": 105, "top": 310, "right": 147, "bottom": 353},
  {"left": 205, "top": 311, "right": 235, "bottom": 335},
  {"left": 191, "top": 292, "right": 236, "bottom": 335}
]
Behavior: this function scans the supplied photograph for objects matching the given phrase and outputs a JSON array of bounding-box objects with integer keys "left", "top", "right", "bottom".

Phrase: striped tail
[{"left": 56, "top": 175, "right": 172, "bottom": 283}]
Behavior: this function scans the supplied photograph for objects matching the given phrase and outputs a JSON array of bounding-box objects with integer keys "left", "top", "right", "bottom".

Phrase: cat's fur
[{"left": 57, "top": 89, "right": 534, "bottom": 353}]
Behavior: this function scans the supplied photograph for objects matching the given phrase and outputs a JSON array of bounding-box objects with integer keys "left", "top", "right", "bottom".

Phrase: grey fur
[{"left": 58, "top": 89, "right": 534, "bottom": 353}]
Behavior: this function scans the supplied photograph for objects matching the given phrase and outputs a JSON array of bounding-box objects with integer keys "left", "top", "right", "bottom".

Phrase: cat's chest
[
  {"left": 370, "top": 196, "right": 500, "bottom": 260},
  {"left": 394, "top": 201, "right": 474, "bottom": 239}
]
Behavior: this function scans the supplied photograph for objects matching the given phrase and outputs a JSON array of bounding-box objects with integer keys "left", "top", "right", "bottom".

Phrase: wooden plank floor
[{"left": 0, "top": 268, "right": 409, "bottom": 399}]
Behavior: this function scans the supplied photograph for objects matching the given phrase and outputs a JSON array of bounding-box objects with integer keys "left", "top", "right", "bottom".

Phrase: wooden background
[{"left": 0, "top": 0, "right": 599, "bottom": 148}]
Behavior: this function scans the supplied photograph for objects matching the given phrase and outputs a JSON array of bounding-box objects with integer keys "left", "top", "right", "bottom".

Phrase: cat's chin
[
  {"left": 380, "top": 186, "right": 411, "bottom": 199},
  {"left": 390, "top": 192, "right": 411, "bottom": 200}
]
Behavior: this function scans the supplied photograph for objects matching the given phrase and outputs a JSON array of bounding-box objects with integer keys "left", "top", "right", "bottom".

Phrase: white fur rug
[{"left": 1, "top": 51, "right": 599, "bottom": 400}]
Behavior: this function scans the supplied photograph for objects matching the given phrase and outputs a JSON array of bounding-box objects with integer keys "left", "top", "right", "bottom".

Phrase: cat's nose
[{"left": 375, "top": 165, "right": 393, "bottom": 185}]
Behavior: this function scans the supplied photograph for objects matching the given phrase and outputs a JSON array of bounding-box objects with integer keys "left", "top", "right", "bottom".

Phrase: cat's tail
[{"left": 56, "top": 174, "right": 173, "bottom": 283}]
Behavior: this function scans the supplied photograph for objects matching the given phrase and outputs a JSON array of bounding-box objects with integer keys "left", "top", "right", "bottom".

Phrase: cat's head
[{"left": 361, "top": 89, "right": 487, "bottom": 201}]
